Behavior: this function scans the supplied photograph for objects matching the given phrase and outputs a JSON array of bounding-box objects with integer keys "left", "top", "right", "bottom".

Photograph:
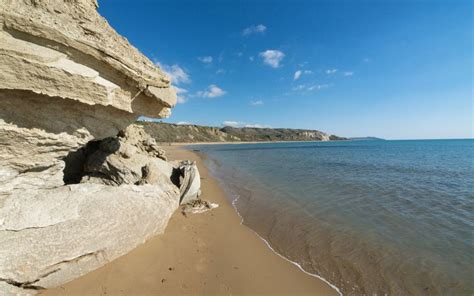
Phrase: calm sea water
[{"left": 192, "top": 139, "right": 473, "bottom": 295}]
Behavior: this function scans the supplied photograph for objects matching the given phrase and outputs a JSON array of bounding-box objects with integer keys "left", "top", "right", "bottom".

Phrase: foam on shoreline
[{"left": 231, "top": 194, "right": 343, "bottom": 296}]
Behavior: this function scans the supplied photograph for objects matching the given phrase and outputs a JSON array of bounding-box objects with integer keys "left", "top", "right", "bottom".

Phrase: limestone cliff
[
  {"left": 0, "top": 1, "right": 198, "bottom": 294},
  {"left": 140, "top": 122, "right": 347, "bottom": 143}
]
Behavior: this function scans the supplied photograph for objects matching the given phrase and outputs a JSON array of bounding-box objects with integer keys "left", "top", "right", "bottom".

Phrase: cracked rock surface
[{"left": 0, "top": 1, "right": 199, "bottom": 295}]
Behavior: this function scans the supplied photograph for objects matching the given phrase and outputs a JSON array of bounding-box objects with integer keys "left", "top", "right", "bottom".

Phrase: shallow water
[{"left": 192, "top": 139, "right": 474, "bottom": 295}]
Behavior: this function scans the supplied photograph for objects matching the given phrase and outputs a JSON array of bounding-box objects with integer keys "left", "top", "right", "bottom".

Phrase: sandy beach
[{"left": 41, "top": 146, "right": 338, "bottom": 296}]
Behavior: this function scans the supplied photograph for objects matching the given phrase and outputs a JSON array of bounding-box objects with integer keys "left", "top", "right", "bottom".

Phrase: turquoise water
[{"left": 192, "top": 139, "right": 474, "bottom": 295}]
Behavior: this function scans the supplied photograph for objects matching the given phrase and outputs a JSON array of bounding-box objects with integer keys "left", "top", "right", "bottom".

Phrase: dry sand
[{"left": 41, "top": 146, "right": 338, "bottom": 296}]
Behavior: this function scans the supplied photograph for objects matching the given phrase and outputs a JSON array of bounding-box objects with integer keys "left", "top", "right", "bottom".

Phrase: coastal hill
[
  {"left": 350, "top": 137, "right": 385, "bottom": 141},
  {"left": 139, "top": 122, "right": 347, "bottom": 143}
]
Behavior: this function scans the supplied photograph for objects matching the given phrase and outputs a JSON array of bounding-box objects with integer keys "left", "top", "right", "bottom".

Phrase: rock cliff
[
  {"left": 0, "top": 1, "right": 199, "bottom": 294},
  {"left": 139, "top": 122, "right": 347, "bottom": 143}
]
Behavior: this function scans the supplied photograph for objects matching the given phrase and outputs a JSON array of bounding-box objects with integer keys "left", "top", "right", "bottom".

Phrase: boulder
[
  {"left": 0, "top": 183, "right": 179, "bottom": 293},
  {"left": 175, "top": 160, "right": 202, "bottom": 204},
  {"left": 80, "top": 125, "right": 201, "bottom": 203},
  {"left": 80, "top": 125, "right": 174, "bottom": 186}
]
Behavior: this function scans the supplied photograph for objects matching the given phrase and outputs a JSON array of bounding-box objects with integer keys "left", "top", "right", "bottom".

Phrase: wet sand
[{"left": 41, "top": 146, "right": 338, "bottom": 296}]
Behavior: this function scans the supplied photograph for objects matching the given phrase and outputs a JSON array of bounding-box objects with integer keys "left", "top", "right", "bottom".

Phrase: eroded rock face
[
  {"left": 0, "top": 0, "right": 176, "bottom": 184},
  {"left": 0, "top": 1, "right": 197, "bottom": 295},
  {"left": 80, "top": 125, "right": 172, "bottom": 186},
  {"left": 77, "top": 125, "right": 201, "bottom": 203}
]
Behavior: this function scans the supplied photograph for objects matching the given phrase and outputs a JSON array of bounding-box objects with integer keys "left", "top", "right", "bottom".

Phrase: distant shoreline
[{"left": 161, "top": 139, "right": 350, "bottom": 146}]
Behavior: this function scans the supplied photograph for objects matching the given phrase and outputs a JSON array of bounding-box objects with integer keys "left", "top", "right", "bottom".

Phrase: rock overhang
[{"left": 0, "top": 0, "right": 176, "bottom": 119}]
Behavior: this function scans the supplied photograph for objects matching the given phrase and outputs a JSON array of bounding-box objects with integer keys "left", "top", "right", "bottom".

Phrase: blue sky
[{"left": 99, "top": 0, "right": 472, "bottom": 139}]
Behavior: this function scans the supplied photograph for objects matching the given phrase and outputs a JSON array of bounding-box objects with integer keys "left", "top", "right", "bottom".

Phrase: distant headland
[{"left": 138, "top": 121, "right": 348, "bottom": 143}]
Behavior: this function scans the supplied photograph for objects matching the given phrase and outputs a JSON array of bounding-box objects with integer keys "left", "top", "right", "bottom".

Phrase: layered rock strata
[{"left": 0, "top": 0, "right": 198, "bottom": 295}]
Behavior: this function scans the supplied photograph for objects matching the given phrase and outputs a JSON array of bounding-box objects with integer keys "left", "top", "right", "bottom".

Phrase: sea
[{"left": 190, "top": 139, "right": 473, "bottom": 295}]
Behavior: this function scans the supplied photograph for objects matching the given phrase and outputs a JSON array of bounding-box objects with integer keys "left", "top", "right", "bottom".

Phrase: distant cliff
[
  {"left": 139, "top": 122, "right": 347, "bottom": 143},
  {"left": 350, "top": 137, "right": 385, "bottom": 141}
]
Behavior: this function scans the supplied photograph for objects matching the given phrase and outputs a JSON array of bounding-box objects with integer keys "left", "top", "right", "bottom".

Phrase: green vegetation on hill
[{"left": 138, "top": 122, "right": 347, "bottom": 143}]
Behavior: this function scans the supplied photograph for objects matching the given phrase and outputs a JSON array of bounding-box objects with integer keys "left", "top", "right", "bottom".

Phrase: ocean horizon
[{"left": 192, "top": 139, "right": 474, "bottom": 295}]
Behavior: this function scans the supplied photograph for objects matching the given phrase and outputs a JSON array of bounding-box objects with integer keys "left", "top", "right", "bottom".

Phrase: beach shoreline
[
  {"left": 41, "top": 145, "right": 338, "bottom": 296},
  {"left": 160, "top": 139, "right": 348, "bottom": 146}
]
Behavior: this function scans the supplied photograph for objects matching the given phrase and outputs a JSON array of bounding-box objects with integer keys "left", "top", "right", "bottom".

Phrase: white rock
[
  {"left": 0, "top": 1, "right": 200, "bottom": 294},
  {"left": 0, "top": 183, "right": 179, "bottom": 291}
]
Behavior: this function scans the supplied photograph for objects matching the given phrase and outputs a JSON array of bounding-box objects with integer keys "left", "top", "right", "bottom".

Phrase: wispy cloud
[
  {"left": 222, "top": 121, "right": 270, "bottom": 128},
  {"left": 294, "top": 70, "right": 302, "bottom": 80},
  {"left": 244, "top": 124, "right": 271, "bottom": 128},
  {"left": 326, "top": 69, "right": 338, "bottom": 74},
  {"left": 222, "top": 121, "right": 241, "bottom": 127},
  {"left": 260, "top": 50, "right": 285, "bottom": 68},
  {"left": 196, "top": 84, "right": 226, "bottom": 98},
  {"left": 242, "top": 24, "right": 267, "bottom": 36},
  {"left": 343, "top": 71, "right": 354, "bottom": 76},
  {"left": 363, "top": 57, "right": 371, "bottom": 62},
  {"left": 292, "top": 84, "right": 306, "bottom": 91},
  {"left": 294, "top": 69, "right": 313, "bottom": 80},
  {"left": 249, "top": 56, "right": 255, "bottom": 62},
  {"left": 216, "top": 69, "right": 226, "bottom": 75},
  {"left": 177, "top": 121, "right": 191, "bottom": 125},
  {"left": 250, "top": 100, "right": 264, "bottom": 106},
  {"left": 307, "top": 84, "right": 329, "bottom": 91},
  {"left": 155, "top": 62, "right": 191, "bottom": 84},
  {"left": 293, "top": 84, "right": 330, "bottom": 92},
  {"left": 198, "top": 56, "right": 213, "bottom": 63},
  {"left": 173, "top": 86, "right": 189, "bottom": 104}
]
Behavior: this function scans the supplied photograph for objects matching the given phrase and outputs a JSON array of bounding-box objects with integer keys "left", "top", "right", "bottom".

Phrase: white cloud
[
  {"left": 173, "top": 86, "right": 189, "bottom": 104},
  {"left": 250, "top": 100, "right": 264, "bottom": 106},
  {"left": 294, "top": 69, "right": 313, "bottom": 80},
  {"left": 307, "top": 84, "right": 329, "bottom": 91},
  {"left": 177, "top": 121, "right": 191, "bottom": 125},
  {"left": 259, "top": 50, "right": 285, "bottom": 68},
  {"left": 216, "top": 69, "right": 226, "bottom": 74},
  {"left": 155, "top": 62, "right": 190, "bottom": 84},
  {"left": 222, "top": 121, "right": 270, "bottom": 128},
  {"left": 174, "top": 86, "right": 188, "bottom": 94},
  {"left": 326, "top": 69, "right": 338, "bottom": 74},
  {"left": 177, "top": 97, "right": 187, "bottom": 104},
  {"left": 198, "top": 56, "right": 213, "bottom": 63},
  {"left": 293, "top": 84, "right": 329, "bottom": 92},
  {"left": 242, "top": 24, "right": 267, "bottom": 36},
  {"left": 343, "top": 71, "right": 354, "bottom": 76},
  {"left": 196, "top": 84, "right": 226, "bottom": 98},
  {"left": 244, "top": 124, "right": 271, "bottom": 128},
  {"left": 222, "top": 121, "right": 241, "bottom": 127},
  {"left": 294, "top": 70, "right": 302, "bottom": 80},
  {"left": 292, "top": 84, "right": 306, "bottom": 91}
]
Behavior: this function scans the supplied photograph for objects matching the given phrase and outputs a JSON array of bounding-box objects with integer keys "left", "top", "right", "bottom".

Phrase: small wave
[{"left": 230, "top": 193, "right": 343, "bottom": 296}]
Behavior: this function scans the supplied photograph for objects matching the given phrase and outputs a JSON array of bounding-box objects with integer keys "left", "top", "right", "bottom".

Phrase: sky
[{"left": 99, "top": 0, "right": 472, "bottom": 139}]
